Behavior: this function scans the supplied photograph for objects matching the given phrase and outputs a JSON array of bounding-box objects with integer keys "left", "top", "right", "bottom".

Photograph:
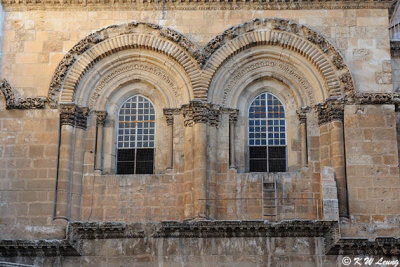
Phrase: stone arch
[
  {"left": 74, "top": 49, "right": 192, "bottom": 110},
  {"left": 48, "top": 22, "right": 201, "bottom": 107},
  {"left": 208, "top": 47, "right": 325, "bottom": 107},
  {"left": 203, "top": 18, "right": 355, "bottom": 102}
]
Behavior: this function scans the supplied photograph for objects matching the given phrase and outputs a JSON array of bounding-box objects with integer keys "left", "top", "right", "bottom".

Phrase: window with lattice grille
[
  {"left": 248, "top": 92, "right": 287, "bottom": 172},
  {"left": 116, "top": 95, "right": 155, "bottom": 174}
]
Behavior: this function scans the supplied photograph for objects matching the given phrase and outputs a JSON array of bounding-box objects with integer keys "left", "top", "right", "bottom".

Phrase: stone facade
[{"left": 1, "top": 0, "right": 400, "bottom": 266}]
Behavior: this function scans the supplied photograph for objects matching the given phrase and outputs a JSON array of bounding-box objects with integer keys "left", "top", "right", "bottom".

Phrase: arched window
[
  {"left": 116, "top": 95, "right": 155, "bottom": 174},
  {"left": 248, "top": 92, "right": 286, "bottom": 172}
]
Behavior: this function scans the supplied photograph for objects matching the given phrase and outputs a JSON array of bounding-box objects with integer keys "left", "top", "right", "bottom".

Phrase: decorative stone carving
[
  {"left": 88, "top": 63, "right": 181, "bottom": 109},
  {"left": 0, "top": 239, "right": 81, "bottom": 257},
  {"left": 49, "top": 18, "right": 354, "bottom": 106},
  {"left": 48, "top": 22, "right": 199, "bottom": 107},
  {"left": 339, "top": 73, "right": 355, "bottom": 97},
  {"left": 221, "top": 59, "right": 316, "bottom": 106},
  {"left": 2, "top": 221, "right": 399, "bottom": 257},
  {"left": 326, "top": 237, "right": 400, "bottom": 256},
  {"left": 353, "top": 92, "right": 400, "bottom": 105},
  {"left": 163, "top": 108, "right": 180, "bottom": 126},
  {"left": 60, "top": 104, "right": 90, "bottom": 129},
  {"left": 221, "top": 108, "right": 239, "bottom": 123},
  {"left": 0, "top": 79, "right": 16, "bottom": 109},
  {"left": 181, "top": 101, "right": 221, "bottom": 127},
  {"left": 0, "top": 79, "right": 46, "bottom": 109},
  {"left": 60, "top": 104, "right": 77, "bottom": 126},
  {"left": 95, "top": 111, "right": 107, "bottom": 126},
  {"left": 315, "top": 98, "right": 345, "bottom": 125},
  {"left": 296, "top": 106, "right": 311, "bottom": 124},
  {"left": 204, "top": 18, "right": 351, "bottom": 100},
  {"left": 75, "top": 107, "right": 90, "bottom": 130}
]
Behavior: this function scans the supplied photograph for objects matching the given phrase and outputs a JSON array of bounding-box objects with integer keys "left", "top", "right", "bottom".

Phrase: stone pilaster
[{"left": 316, "top": 98, "right": 348, "bottom": 217}]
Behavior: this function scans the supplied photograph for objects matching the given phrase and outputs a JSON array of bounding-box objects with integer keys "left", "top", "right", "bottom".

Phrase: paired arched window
[
  {"left": 116, "top": 95, "right": 155, "bottom": 174},
  {"left": 248, "top": 92, "right": 287, "bottom": 172}
]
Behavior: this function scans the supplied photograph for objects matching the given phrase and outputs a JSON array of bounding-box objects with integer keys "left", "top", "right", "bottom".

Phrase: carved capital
[
  {"left": 221, "top": 107, "right": 239, "bottom": 123},
  {"left": 75, "top": 107, "right": 90, "bottom": 129},
  {"left": 60, "top": 104, "right": 90, "bottom": 129},
  {"left": 181, "top": 101, "right": 221, "bottom": 127},
  {"left": 95, "top": 111, "right": 107, "bottom": 126},
  {"left": 315, "top": 98, "right": 344, "bottom": 125},
  {"left": 296, "top": 106, "right": 311, "bottom": 124},
  {"left": 163, "top": 108, "right": 180, "bottom": 126},
  {"left": 60, "top": 104, "right": 77, "bottom": 126}
]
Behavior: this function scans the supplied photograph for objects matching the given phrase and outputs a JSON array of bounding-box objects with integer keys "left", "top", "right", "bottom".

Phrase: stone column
[
  {"left": 94, "top": 111, "right": 107, "bottom": 171},
  {"left": 229, "top": 110, "right": 238, "bottom": 168},
  {"left": 54, "top": 104, "right": 76, "bottom": 221},
  {"left": 316, "top": 98, "right": 348, "bottom": 217},
  {"left": 297, "top": 108, "right": 308, "bottom": 167},
  {"left": 164, "top": 108, "right": 179, "bottom": 170}
]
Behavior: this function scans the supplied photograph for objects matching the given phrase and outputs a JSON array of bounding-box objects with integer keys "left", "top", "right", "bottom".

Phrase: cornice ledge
[
  {"left": 326, "top": 237, "right": 400, "bottom": 256},
  {"left": 1, "top": 0, "right": 394, "bottom": 10},
  {"left": 0, "top": 239, "right": 81, "bottom": 257},
  {"left": 156, "top": 220, "right": 338, "bottom": 238},
  {"left": 67, "top": 221, "right": 151, "bottom": 240},
  {"left": 350, "top": 92, "right": 400, "bottom": 106}
]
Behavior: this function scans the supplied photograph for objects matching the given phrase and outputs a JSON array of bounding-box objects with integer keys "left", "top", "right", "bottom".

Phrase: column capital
[
  {"left": 60, "top": 103, "right": 76, "bottom": 126},
  {"left": 163, "top": 108, "right": 180, "bottom": 126},
  {"left": 315, "top": 98, "right": 344, "bottom": 125},
  {"left": 221, "top": 107, "right": 239, "bottom": 123},
  {"left": 95, "top": 110, "right": 107, "bottom": 126},
  {"left": 296, "top": 106, "right": 311, "bottom": 124},
  {"left": 75, "top": 107, "right": 90, "bottom": 129},
  {"left": 59, "top": 103, "right": 90, "bottom": 129},
  {"left": 181, "top": 101, "right": 221, "bottom": 127}
]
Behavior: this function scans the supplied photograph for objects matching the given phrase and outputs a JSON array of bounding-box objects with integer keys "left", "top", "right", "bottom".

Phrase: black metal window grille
[
  {"left": 116, "top": 95, "right": 155, "bottom": 174},
  {"left": 248, "top": 92, "right": 286, "bottom": 172}
]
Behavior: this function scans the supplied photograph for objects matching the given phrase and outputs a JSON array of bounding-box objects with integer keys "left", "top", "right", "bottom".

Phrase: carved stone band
[
  {"left": 315, "top": 98, "right": 345, "bottom": 125},
  {"left": 0, "top": 79, "right": 46, "bottom": 109}
]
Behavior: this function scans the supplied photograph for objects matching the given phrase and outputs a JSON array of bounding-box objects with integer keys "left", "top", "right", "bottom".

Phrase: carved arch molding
[{"left": 1, "top": 18, "right": 356, "bottom": 109}]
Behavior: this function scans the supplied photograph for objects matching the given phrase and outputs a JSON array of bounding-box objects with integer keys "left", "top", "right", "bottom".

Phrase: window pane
[
  {"left": 248, "top": 92, "right": 287, "bottom": 172},
  {"left": 117, "top": 95, "right": 155, "bottom": 174}
]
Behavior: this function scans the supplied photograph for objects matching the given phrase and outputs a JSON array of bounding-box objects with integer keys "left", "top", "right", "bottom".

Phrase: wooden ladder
[{"left": 263, "top": 174, "right": 277, "bottom": 221}]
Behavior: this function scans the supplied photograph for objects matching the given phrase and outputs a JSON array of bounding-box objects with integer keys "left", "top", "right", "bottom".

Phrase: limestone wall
[{"left": 0, "top": 109, "right": 64, "bottom": 239}]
